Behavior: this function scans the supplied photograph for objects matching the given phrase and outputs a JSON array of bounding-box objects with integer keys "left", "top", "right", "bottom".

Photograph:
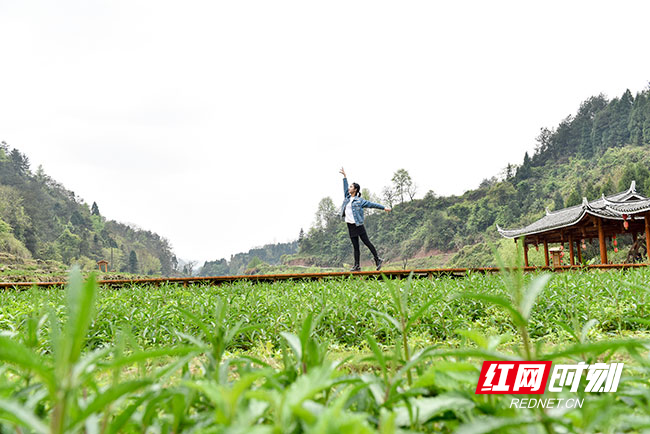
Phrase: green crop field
[{"left": 1, "top": 264, "right": 650, "bottom": 433}]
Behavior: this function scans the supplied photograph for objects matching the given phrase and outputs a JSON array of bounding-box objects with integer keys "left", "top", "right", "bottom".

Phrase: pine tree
[
  {"left": 643, "top": 97, "right": 650, "bottom": 145},
  {"left": 91, "top": 201, "right": 100, "bottom": 216},
  {"left": 129, "top": 250, "right": 138, "bottom": 274},
  {"left": 628, "top": 93, "right": 647, "bottom": 146},
  {"left": 298, "top": 228, "right": 305, "bottom": 251},
  {"left": 516, "top": 152, "right": 532, "bottom": 179},
  {"left": 612, "top": 89, "right": 634, "bottom": 146}
]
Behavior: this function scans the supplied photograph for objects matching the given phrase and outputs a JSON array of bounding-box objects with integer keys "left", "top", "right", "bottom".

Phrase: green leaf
[
  {"left": 0, "top": 398, "right": 49, "bottom": 434},
  {"left": 102, "top": 346, "right": 204, "bottom": 369},
  {"left": 370, "top": 310, "right": 402, "bottom": 333},
  {"left": 171, "top": 393, "right": 186, "bottom": 433},
  {"left": 429, "top": 347, "right": 520, "bottom": 361},
  {"left": 183, "top": 380, "right": 223, "bottom": 408},
  {"left": 394, "top": 394, "right": 475, "bottom": 427},
  {"left": 413, "top": 361, "right": 477, "bottom": 389},
  {"left": 542, "top": 339, "right": 648, "bottom": 360},
  {"left": 365, "top": 334, "right": 387, "bottom": 375},
  {"left": 237, "top": 354, "right": 272, "bottom": 368},
  {"left": 280, "top": 331, "right": 302, "bottom": 361},
  {"left": 520, "top": 274, "right": 551, "bottom": 321},
  {"left": 151, "top": 354, "right": 196, "bottom": 382},
  {"left": 624, "top": 281, "right": 650, "bottom": 293},
  {"left": 456, "top": 293, "right": 526, "bottom": 327},
  {"left": 64, "top": 268, "right": 97, "bottom": 367},
  {"left": 72, "top": 346, "right": 112, "bottom": 385},
  {"left": 555, "top": 320, "right": 579, "bottom": 342},
  {"left": 455, "top": 330, "right": 488, "bottom": 349},
  {"left": 0, "top": 336, "right": 56, "bottom": 391},
  {"left": 405, "top": 297, "right": 437, "bottom": 331},
  {"left": 455, "top": 416, "right": 536, "bottom": 434},
  {"left": 624, "top": 317, "right": 650, "bottom": 327},
  {"left": 379, "top": 409, "right": 397, "bottom": 434},
  {"left": 176, "top": 306, "right": 213, "bottom": 341},
  {"left": 300, "top": 312, "right": 314, "bottom": 349},
  {"left": 229, "top": 372, "right": 268, "bottom": 411},
  {"left": 73, "top": 380, "right": 152, "bottom": 427},
  {"left": 580, "top": 319, "right": 599, "bottom": 343}
]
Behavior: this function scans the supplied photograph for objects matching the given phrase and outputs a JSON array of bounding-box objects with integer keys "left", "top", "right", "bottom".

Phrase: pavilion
[{"left": 497, "top": 181, "right": 650, "bottom": 266}]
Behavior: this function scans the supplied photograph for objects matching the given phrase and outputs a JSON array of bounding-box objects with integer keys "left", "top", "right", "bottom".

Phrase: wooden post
[
  {"left": 523, "top": 243, "right": 529, "bottom": 267},
  {"left": 577, "top": 240, "right": 582, "bottom": 264},
  {"left": 645, "top": 212, "right": 650, "bottom": 264},
  {"left": 598, "top": 218, "right": 608, "bottom": 264},
  {"left": 543, "top": 240, "right": 549, "bottom": 267},
  {"left": 569, "top": 235, "right": 575, "bottom": 266}
]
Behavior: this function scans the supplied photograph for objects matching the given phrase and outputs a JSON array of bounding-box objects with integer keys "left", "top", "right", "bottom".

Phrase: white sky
[{"left": 1, "top": 1, "right": 650, "bottom": 264}]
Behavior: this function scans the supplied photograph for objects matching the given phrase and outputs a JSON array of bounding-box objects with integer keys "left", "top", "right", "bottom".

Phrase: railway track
[{"left": 0, "top": 263, "right": 647, "bottom": 289}]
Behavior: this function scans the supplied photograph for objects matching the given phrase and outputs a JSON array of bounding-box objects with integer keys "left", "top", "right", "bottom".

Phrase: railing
[{"left": 0, "top": 263, "right": 647, "bottom": 289}]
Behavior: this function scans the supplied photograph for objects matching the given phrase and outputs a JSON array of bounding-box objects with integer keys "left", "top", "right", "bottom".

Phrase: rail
[{"left": 0, "top": 263, "right": 647, "bottom": 290}]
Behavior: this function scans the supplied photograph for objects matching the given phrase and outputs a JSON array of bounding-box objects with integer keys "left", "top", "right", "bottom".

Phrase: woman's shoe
[
  {"left": 375, "top": 258, "right": 383, "bottom": 271},
  {"left": 350, "top": 265, "right": 361, "bottom": 272}
]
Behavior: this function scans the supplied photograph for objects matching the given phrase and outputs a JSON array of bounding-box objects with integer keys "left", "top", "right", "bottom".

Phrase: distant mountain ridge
[
  {"left": 0, "top": 142, "right": 176, "bottom": 275},
  {"left": 199, "top": 240, "right": 298, "bottom": 276}
]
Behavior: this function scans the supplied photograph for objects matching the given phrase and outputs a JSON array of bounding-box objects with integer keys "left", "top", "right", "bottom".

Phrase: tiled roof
[
  {"left": 601, "top": 197, "right": 650, "bottom": 214},
  {"left": 497, "top": 181, "right": 648, "bottom": 239}
]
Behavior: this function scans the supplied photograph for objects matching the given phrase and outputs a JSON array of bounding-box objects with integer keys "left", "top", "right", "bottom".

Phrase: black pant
[{"left": 348, "top": 224, "right": 379, "bottom": 266}]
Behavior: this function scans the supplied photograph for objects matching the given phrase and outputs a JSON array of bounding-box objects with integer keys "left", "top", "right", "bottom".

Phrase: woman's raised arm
[{"left": 340, "top": 167, "right": 350, "bottom": 198}]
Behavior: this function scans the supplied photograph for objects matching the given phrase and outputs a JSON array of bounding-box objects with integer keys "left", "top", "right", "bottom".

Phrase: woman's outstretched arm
[
  {"left": 360, "top": 199, "right": 391, "bottom": 212},
  {"left": 340, "top": 167, "right": 350, "bottom": 198}
]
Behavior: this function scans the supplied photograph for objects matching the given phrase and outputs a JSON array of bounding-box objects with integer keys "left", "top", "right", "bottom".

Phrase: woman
[{"left": 339, "top": 167, "right": 391, "bottom": 271}]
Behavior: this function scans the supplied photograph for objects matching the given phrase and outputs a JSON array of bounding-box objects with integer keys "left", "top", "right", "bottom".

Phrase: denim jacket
[{"left": 340, "top": 177, "right": 386, "bottom": 226}]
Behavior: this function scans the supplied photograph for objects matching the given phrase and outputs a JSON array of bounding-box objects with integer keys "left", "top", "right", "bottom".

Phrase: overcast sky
[{"left": 1, "top": 1, "right": 650, "bottom": 264}]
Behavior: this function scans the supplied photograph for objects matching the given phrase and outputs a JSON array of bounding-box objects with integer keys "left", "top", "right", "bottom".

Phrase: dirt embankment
[
  {"left": 283, "top": 257, "right": 314, "bottom": 267},
  {"left": 0, "top": 253, "right": 154, "bottom": 283}
]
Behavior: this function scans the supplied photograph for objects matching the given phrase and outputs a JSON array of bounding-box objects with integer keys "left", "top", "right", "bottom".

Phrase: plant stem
[
  {"left": 402, "top": 323, "right": 412, "bottom": 385},
  {"left": 520, "top": 326, "right": 533, "bottom": 361}
]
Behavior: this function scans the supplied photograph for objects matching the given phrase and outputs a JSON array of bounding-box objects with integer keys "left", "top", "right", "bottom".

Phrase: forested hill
[
  {"left": 221, "top": 85, "right": 650, "bottom": 270},
  {"left": 199, "top": 240, "right": 298, "bottom": 276},
  {"left": 0, "top": 142, "right": 176, "bottom": 274}
]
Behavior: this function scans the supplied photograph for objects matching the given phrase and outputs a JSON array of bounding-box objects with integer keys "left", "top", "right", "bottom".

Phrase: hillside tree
[
  {"left": 129, "top": 250, "right": 138, "bottom": 274},
  {"left": 565, "top": 189, "right": 582, "bottom": 207},
  {"left": 314, "top": 197, "right": 338, "bottom": 229},
  {"left": 391, "top": 169, "right": 414, "bottom": 203},
  {"left": 382, "top": 186, "right": 395, "bottom": 208}
]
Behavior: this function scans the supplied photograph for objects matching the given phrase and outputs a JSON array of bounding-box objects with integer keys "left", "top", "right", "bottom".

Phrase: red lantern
[
  {"left": 559, "top": 245, "right": 564, "bottom": 251},
  {"left": 623, "top": 214, "right": 628, "bottom": 220},
  {"left": 614, "top": 239, "right": 618, "bottom": 247},
  {"left": 614, "top": 247, "right": 619, "bottom": 253},
  {"left": 560, "top": 251, "right": 564, "bottom": 258},
  {"left": 624, "top": 220, "right": 629, "bottom": 230}
]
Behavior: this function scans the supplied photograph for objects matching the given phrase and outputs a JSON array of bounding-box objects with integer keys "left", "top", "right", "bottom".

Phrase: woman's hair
[{"left": 352, "top": 182, "right": 361, "bottom": 197}]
